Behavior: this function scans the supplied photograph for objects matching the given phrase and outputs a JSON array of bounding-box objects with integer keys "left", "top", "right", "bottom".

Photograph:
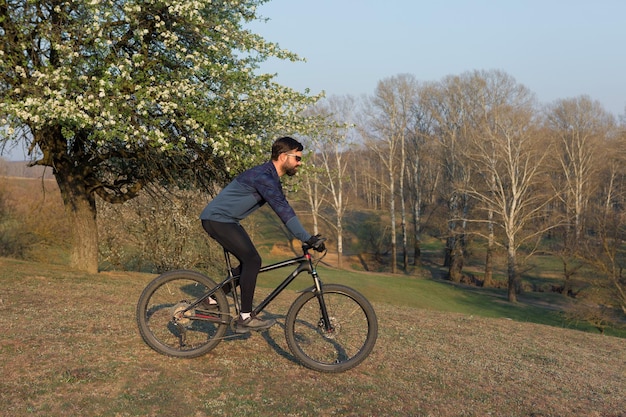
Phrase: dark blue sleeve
[
  {"left": 255, "top": 171, "right": 311, "bottom": 242},
  {"left": 254, "top": 171, "right": 297, "bottom": 225},
  {"left": 235, "top": 162, "right": 311, "bottom": 242}
]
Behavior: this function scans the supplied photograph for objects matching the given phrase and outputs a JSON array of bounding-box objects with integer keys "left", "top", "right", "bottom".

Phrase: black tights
[{"left": 202, "top": 220, "right": 261, "bottom": 313}]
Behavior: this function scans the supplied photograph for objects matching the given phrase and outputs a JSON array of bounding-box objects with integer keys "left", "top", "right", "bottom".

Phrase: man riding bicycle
[{"left": 200, "top": 136, "right": 325, "bottom": 333}]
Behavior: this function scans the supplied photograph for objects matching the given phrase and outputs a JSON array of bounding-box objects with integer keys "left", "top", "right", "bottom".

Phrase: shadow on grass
[
  {"left": 258, "top": 312, "right": 301, "bottom": 365},
  {"left": 216, "top": 311, "right": 302, "bottom": 366}
]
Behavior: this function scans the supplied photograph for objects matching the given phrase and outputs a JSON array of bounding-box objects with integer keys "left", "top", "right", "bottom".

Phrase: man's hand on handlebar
[{"left": 306, "top": 234, "right": 326, "bottom": 252}]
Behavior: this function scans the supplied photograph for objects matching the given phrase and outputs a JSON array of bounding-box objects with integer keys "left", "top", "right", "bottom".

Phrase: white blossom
[{"left": 1, "top": 0, "right": 316, "bottom": 172}]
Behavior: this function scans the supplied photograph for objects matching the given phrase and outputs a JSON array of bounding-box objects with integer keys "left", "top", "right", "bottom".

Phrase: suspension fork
[{"left": 310, "top": 256, "right": 334, "bottom": 332}]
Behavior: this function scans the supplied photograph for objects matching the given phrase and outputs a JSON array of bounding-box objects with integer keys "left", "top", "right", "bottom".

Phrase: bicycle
[{"left": 136, "top": 239, "right": 378, "bottom": 373}]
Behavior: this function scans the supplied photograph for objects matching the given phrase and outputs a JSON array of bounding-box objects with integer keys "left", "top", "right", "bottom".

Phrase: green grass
[
  {"left": 253, "top": 256, "right": 625, "bottom": 337},
  {"left": 241, "top": 208, "right": 626, "bottom": 337}
]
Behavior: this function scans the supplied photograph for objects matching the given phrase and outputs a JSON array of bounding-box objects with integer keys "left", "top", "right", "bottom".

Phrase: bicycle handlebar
[{"left": 302, "top": 237, "right": 327, "bottom": 252}]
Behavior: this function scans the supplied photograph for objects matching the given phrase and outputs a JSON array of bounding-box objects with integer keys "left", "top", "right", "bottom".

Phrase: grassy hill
[
  {"left": 1, "top": 257, "right": 624, "bottom": 417},
  {"left": 2, "top": 171, "right": 623, "bottom": 334}
]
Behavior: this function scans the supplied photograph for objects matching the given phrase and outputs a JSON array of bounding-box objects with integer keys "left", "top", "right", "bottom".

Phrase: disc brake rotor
[{"left": 319, "top": 316, "right": 340, "bottom": 339}]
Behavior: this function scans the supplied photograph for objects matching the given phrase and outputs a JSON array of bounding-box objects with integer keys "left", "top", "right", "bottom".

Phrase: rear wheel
[
  {"left": 136, "top": 270, "right": 229, "bottom": 358},
  {"left": 285, "top": 284, "right": 378, "bottom": 372}
]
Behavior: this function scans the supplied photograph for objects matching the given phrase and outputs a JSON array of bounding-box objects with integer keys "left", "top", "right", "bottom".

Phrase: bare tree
[
  {"left": 462, "top": 70, "right": 554, "bottom": 302},
  {"left": 360, "top": 75, "right": 419, "bottom": 273},
  {"left": 406, "top": 88, "right": 439, "bottom": 265},
  {"left": 299, "top": 167, "right": 324, "bottom": 236},
  {"left": 419, "top": 76, "right": 475, "bottom": 282},
  {"left": 302, "top": 96, "right": 356, "bottom": 268},
  {"left": 577, "top": 133, "right": 626, "bottom": 315},
  {"left": 543, "top": 96, "right": 616, "bottom": 294},
  {"left": 545, "top": 96, "right": 614, "bottom": 240}
]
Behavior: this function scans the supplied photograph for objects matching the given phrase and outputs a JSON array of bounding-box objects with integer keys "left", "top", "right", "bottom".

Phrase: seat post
[{"left": 223, "top": 248, "right": 234, "bottom": 276}]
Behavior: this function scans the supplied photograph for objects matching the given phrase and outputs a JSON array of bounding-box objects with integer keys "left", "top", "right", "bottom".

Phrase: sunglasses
[{"left": 285, "top": 153, "right": 302, "bottom": 162}]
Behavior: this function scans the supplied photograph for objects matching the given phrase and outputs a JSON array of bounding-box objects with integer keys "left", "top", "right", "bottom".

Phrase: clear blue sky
[
  {"left": 2, "top": 0, "right": 625, "bottom": 161},
  {"left": 248, "top": 0, "right": 626, "bottom": 117}
]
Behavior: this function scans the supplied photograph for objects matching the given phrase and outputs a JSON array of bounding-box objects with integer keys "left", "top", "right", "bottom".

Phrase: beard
[{"left": 285, "top": 166, "right": 298, "bottom": 176}]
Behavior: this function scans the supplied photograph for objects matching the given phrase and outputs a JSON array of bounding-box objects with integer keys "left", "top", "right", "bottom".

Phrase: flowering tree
[{"left": 0, "top": 0, "right": 319, "bottom": 272}]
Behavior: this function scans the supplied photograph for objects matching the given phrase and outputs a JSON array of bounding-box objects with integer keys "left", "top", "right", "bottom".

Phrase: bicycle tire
[
  {"left": 285, "top": 284, "right": 378, "bottom": 373},
  {"left": 136, "top": 270, "right": 229, "bottom": 358}
]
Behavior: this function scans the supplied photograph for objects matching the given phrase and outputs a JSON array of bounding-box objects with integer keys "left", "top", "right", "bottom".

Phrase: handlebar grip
[{"left": 303, "top": 237, "right": 326, "bottom": 251}]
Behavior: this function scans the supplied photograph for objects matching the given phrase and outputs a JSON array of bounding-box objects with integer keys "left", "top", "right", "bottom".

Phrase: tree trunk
[
  {"left": 411, "top": 162, "right": 422, "bottom": 266},
  {"left": 507, "top": 244, "right": 518, "bottom": 303},
  {"left": 483, "top": 208, "right": 495, "bottom": 287},
  {"left": 413, "top": 239, "right": 421, "bottom": 265},
  {"left": 311, "top": 179, "right": 319, "bottom": 235},
  {"left": 484, "top": 245, "right": 494, "bottom": 287},
  {"left": 399, "top": 132, "right": 408, "bottom": 272},
  {"left": 446, "top": 193, "right": 464, "bottom": 282},
  {"left": 401, "top": 206, "right": 408, "bottom": 271},
  {"left": 336, "top": 220, "right": 343, "bottom": 270},
  {"left": 389, "top": 182, "right": 397, "bottom": 274},
  {"left": 448, "top": 235, "right": 464, "bottom": 283},
  {"left": 412, "top": 197, "right": 422, "bottom": 265},
  {"left": 54, "top": 170, "right": 99, "bottom": 273},
  {"left": 444, "top": 237, "right": 452, "bottom": 267},
  {"left": 36, "top": 124, "right": 99, "bottom": 273}
]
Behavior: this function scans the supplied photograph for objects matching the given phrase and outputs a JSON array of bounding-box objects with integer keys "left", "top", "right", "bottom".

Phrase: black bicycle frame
[
  {"left": 251, "top": 252, "right": 313, "bottom": 314},
  {"left": 185, "top": 247, "right": 333, "bottom": 331}
]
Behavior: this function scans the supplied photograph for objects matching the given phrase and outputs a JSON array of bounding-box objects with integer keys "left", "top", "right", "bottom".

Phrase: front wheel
[
  {"left": 136, "top": 270, "right": 230, "bottom": 358},
  {"left": 285, "top": 284, "right": 378, "bottom": 373}
]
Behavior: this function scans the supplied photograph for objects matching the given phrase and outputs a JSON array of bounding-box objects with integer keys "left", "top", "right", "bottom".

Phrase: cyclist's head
[{"left": 271, "top": 136, "right": 303, "bottom": 160}]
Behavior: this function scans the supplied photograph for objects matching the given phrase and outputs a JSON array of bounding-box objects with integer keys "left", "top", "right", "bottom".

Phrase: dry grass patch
[{"left": 0, "top": 257, "right": 624, "bottom": 417}]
